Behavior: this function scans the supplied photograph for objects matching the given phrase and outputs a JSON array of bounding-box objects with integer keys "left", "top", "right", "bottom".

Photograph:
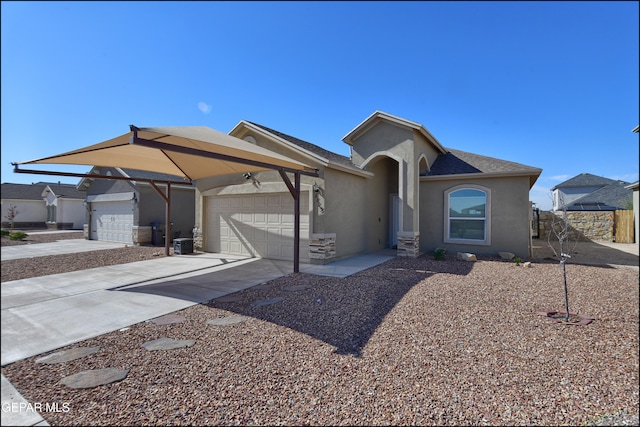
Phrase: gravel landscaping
[{"left": 1, "top": 233, "right": 638, "bottom": 426}]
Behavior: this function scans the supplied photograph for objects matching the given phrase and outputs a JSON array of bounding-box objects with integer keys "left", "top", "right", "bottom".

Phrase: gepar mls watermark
[{"left": 2, "top": 401, "right": 70, "bottom": 414}]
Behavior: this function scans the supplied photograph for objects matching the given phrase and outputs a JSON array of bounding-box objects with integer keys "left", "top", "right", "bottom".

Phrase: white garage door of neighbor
[
  {"left": 90, "top": 200, "right": 134, "bottom": 244},
  {"left": 206, "top": 192, "right": 309, "bottom": 261}
]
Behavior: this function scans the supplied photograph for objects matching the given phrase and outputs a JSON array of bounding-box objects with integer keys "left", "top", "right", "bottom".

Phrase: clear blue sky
[{"left": 2, "top": 1, "right": 638, "bottom": 210}]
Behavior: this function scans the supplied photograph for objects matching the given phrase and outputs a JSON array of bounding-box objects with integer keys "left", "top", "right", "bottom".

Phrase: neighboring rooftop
[
  {"left": 1, "top": 182, "right": 85, "bottom": 200},
  {"left": 567, "top": 180, "right": 633, "bottom": 210},
  {"left": 551, "top": 172, "right": 620, "bottom": 190}
]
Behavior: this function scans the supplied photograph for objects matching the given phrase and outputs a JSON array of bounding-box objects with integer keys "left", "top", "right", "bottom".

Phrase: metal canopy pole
[
  {"left": 278, "top": 170, "right": 302, "bottom": 273},
  {"left": 149, "top": 181, "right": 172, "bottom": 257}
]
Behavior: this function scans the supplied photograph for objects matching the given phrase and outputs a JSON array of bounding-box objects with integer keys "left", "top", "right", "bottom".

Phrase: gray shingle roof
[
  {"left": 247, "top": 122, "right": 353, "bottom": 167},
  {"left": 427, "top": 149, "right": 541, "bottom": 176},
  {"left": 551, "top": 173, "right": 618, "bottom": 190},
  {"left": 1, "top": 182, "right": 85, "bottom": 200},
  {"left": 567, "top": 181, "right": 632, "bottom": 210}
]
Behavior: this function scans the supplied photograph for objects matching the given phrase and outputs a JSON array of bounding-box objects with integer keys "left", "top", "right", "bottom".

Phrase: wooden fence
[{"left": 614, "top": 210, "right": 635, "bottom": 243}]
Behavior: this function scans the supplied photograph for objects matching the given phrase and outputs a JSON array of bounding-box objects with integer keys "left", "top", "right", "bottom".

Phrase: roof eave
[
  {"left": 231, "top": 121, "right": 329, "bottom": 167},
  {"left": 421, "top": 169, "right": 542, "bottom": 189},
  {"left": 326, "top": 160, "right": 374, "bottom": 178}
]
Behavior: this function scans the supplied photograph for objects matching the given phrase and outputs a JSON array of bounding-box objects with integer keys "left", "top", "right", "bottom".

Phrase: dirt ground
[{"left": 530, "top": 238, "right": 639, "bottom": 268}]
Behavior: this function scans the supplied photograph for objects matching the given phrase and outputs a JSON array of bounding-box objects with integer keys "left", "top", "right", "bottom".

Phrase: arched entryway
[{"left": 361, "top": 154, "right": 401, "bottom": 251}]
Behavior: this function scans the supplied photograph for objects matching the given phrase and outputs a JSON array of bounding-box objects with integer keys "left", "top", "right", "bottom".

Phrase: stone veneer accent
[
  {"left": 192, "top": 227, "right": 203, "bottom": 252},
  {"left": 397, "top": 231, "right": 420, "bottom": 257},
  {"left": 538, "top": 211, "right": 614, "bottom": 241},
  {"left": 133, "top": 225, "right": 152, "bottom": 245},
  {"left": 309, "top": 233, "right": 336, "bottom": 262},
  {"left": 83, "top": 224, "right": 89, "bottom": 239}
]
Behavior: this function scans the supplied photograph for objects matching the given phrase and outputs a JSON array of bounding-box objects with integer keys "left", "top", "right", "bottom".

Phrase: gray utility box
[{"left": 173, "top": 238, "right": 193, "bottom": 255}]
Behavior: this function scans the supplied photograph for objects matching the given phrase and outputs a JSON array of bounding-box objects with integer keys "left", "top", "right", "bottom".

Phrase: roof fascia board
[
  {"left": 342, "top": 111, "right": 447, "bottom": 154},
  {"left": 231, "top": 121, "right": 329, "bottom": 167},
  {"left": 326, "top": 160, "right": 374, "bottom": 178},
  {"left": 420, "top": 169, "right": 542, "bottom": 188}
]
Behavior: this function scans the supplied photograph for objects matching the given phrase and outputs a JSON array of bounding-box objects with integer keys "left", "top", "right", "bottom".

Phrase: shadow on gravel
[{"left": 203, "top": 255, "right": 475, "bottom": 356}]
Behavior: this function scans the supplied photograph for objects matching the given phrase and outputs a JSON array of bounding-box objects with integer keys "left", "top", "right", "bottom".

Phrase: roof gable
[
  {"left": 42, "top": 183, "right": 86, "bottom": 199},
  {"left": 341, "top": 110, "right": 447, "bottom": 154}
]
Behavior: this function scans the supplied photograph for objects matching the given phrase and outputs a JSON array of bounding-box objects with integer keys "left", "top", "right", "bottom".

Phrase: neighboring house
[
  {"left": 194, "top": 111, "right": 542, "bottom": 261},
  {"left": 551, "top": 173, "right": 633, "bottom": 211},
  {"left": 1, "top": 181, "right": 85, "bottom": 229},
  {"left": 77, "top": 167, "right": 195, "bottom": 245},
  {"left": 625, "top": 181, "right": 639, "bottom": 245}
]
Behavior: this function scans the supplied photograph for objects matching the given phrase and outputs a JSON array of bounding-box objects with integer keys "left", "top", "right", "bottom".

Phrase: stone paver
[
  {"left": 59, "top": 368, "right": 129, "bottom": 389},
  {"left": 141, "top": 338, "right": 195, "bottom": 351},
  {"left": 206, "top": 316, "right": 249, "bottom": 326},
  {"left": 35, "top": 346, "right": 100, "bottom": 364}
]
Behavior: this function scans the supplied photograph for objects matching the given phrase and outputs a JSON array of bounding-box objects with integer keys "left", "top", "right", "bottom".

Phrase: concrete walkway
[{"left": 1, "top": 244, "right": 394, "bottom": 426}]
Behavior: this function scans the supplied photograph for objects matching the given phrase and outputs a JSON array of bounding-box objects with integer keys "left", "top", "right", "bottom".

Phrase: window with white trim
[{"left": 444, "top": 185, "right": 491, "bottom": 245}]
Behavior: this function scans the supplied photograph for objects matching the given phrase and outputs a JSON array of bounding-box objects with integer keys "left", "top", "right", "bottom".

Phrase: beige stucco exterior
[{"left": 194, "top": 111, "right": 541, "bottom": 262}]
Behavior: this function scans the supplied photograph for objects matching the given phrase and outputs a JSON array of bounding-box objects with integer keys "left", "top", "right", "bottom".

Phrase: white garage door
[
  {"left": 206, "top": 192, "right": 309, "bottom": 261},
  {"left": 90, "top": 200, "right": 134, "bottom": 244}
]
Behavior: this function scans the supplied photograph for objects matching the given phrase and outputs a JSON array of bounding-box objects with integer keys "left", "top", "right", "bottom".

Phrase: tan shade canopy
[{"left": 16, "top": 126, "right": 314, "bottom": 181}]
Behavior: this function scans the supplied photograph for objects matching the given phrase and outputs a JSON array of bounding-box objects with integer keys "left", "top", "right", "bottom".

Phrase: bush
[
  {"left": 1, "top": 229, "right": 10, "bottom": 237},
  {"left": 431, "top": 248, "right": 446, "bottom": 260},
  {"left": 9, "top": 231, "right": 29, "bottom": 241}
]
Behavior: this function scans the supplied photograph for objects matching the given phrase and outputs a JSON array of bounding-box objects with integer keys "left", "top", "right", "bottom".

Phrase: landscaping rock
[
  {"left": 251, "top": 297, "right": 285, "bottom": 307},
  {"left": 457, "top": 252, "right": 477, "bottom": 262},
  {"left": 284, "top": 285, "right": 310, "bottom": 292},
  {"left": 499, "top": 251, "right": 515, "bottom": 260},
  {"left": 215, "top": 295, "right": 242, "bottom": 303},
  {"left": 150, "top": 314, "right": 186, "bottom": 325}
]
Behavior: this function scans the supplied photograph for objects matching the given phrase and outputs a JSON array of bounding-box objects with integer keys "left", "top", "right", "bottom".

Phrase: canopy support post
[
  {"left": 278, "top": 170, "right": 302, "bottom": 273},
  {"left": 148, "top": 181, "right": 172, "bottom": 256}
]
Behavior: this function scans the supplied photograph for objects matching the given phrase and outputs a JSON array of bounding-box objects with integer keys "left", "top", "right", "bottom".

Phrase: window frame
[{"left": 444, "top": 184, "right": 491, "bottom": 246}]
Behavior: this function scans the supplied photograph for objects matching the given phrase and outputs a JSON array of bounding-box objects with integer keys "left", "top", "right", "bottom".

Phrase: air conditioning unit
[{"left": 173, "top": 238, "right": 193, "bottom": 255}]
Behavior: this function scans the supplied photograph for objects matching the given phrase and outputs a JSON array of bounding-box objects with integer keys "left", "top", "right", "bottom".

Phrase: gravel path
[{"left": 1, "top": 233, "right": 638, "bottom": 426}]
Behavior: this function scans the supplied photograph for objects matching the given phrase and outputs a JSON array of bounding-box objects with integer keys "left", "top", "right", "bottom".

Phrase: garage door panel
[
  {"left": 206, "top": 192, "right": 309, "bottom": 261},
  {"left": 91, "top": 200, "right": 133, "bottom": 244}
]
